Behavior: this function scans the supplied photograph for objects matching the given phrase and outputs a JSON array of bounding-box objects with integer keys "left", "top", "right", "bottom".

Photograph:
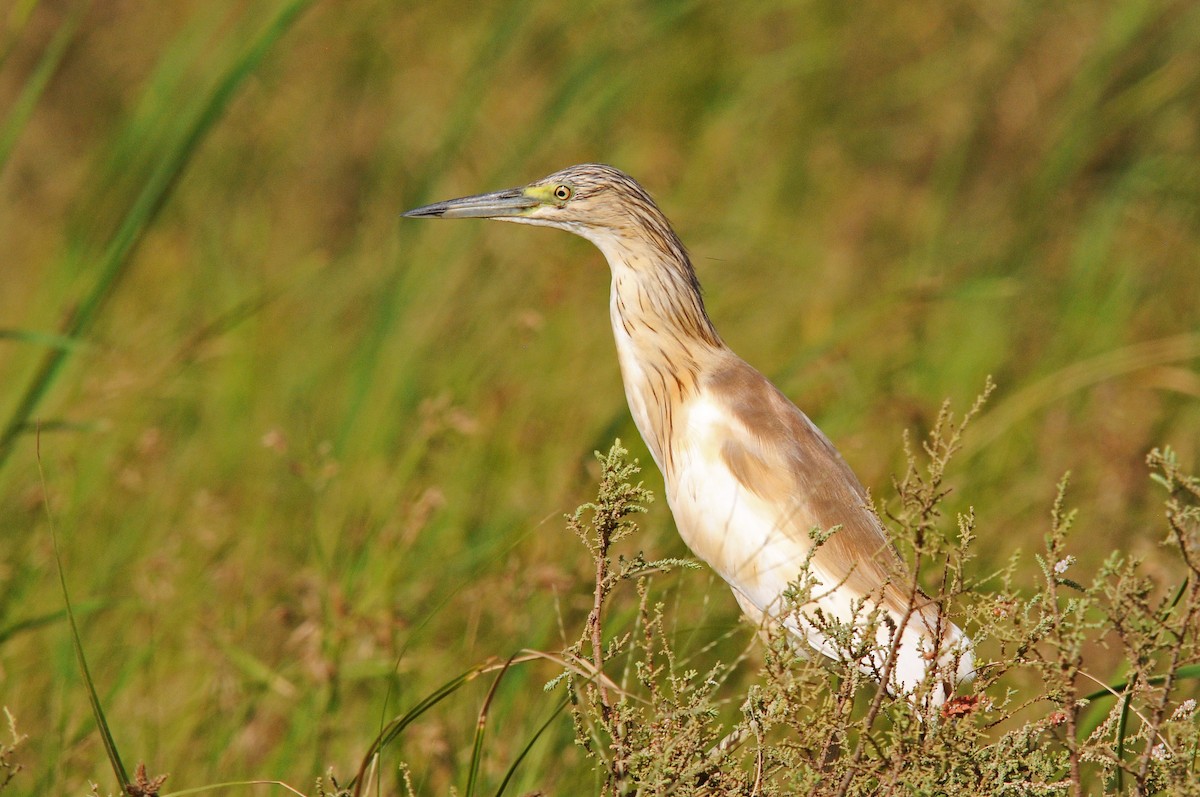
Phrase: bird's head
[{"left": 403, "top": 163, "right": 672, "bottom": 250}]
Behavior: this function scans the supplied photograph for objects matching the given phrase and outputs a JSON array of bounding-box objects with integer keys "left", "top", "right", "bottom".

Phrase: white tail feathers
[
  {"left": 888, "top": 615, "right": 975, "bottom": 708},
  {"left": 741, "top": 588, "right": 975, "bottom": 710}
]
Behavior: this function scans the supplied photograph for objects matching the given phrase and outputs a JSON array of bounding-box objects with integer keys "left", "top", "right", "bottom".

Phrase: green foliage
[{"left": 1, "top": 1, "right": 1199, "bottom": 795}]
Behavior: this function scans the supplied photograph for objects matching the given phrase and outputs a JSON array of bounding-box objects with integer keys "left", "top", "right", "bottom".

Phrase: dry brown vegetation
[{"left": 1, "top": 1, "right": 1198, "bottom": 794}]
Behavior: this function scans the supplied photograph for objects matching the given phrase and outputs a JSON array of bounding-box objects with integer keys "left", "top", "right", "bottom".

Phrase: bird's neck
[{"left": 599, "top": 240, "right": 724, "bottom": 474}]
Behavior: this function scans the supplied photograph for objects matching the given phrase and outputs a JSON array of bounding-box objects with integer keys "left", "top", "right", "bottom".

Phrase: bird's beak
[{"left": 402, "top": 187, "right": 539, "bottom": 219}]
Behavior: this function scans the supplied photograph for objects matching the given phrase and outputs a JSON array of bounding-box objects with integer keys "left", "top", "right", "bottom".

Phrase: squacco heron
[{"left": 404, "top": 164, "right": 973, "bottom": 706}]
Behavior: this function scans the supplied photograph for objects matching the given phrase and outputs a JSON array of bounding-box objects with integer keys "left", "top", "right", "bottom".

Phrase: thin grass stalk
[
  {"left": 0, "top": 4, "right": 81, "bottom": 174},
  {"left": 492, "top": 695, "right": 570, "bottom": 797},
  {"left": 334, "top": 2, "right": 537, "bottom": 451},
  {"left": 0, "top": 0, "right": 314, "bottom": 472},
  {"left": 36, "top": 428, "right": 129, "bottom": 791},
  {"left": 1116, "top": 691, "right": 1131, "bottom": 792},
  {"left": 465, "top": 656, "right": 517, "bottom": 797},
  {"left": 162, "top": 779, "right": 308, "bottom": 797},
  {"left": 0, "top": 598, "right": 104, "bottom": 646},
  {"left": 349, "top": 662, "right": 494, "bottom": 797}
]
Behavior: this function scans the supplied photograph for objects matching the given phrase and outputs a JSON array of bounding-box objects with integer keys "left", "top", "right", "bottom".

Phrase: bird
[{"left": 403, "top": 163, "right": 973, "bottom": 707}]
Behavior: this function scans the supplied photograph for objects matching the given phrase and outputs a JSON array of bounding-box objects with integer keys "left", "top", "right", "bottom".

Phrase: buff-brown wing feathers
[{"left": 704, "top": 357, "right": 915, "bottom": 621}]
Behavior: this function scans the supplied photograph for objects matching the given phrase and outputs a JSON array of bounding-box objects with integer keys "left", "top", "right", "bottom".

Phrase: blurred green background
[{"left": 1, "top": 0, "right": 1198, "bottom": 793}]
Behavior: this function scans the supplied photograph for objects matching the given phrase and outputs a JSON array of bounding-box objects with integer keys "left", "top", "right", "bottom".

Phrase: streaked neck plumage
[{"left": 579, "top": 221, "right": 724, "bottom": 475}]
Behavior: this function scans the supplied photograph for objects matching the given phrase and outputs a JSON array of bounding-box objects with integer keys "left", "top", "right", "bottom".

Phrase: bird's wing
[{"left": 698, "top": 355, "right": 917, "bottom": 623}]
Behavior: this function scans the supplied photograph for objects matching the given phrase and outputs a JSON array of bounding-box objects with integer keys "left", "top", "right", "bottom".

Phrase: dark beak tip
[{"left": 402, "top": 206, "right": 443, "bottom": 219}]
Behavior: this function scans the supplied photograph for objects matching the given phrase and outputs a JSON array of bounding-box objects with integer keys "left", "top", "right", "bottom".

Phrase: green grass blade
[
  {"left": 216, "top": 639, "right": 297, "bottom": 698},
  {"left": 1164, "top": 577, "right": 1189, "bottom": 616},
  {"left": 0, "top": 598, "right": 104, "bottom": 646},
  {"left": 492, "top": 696, "right": 570, "bottom": 797},
  {"left": 0, "top": 0, "right": 314, "bottom": 472},
  {"left": 4, "top": 418, "right": 101, "bottom": 437},
  {"left": 466, "top": 656, "right": 516, "bottom": 797},
  {"left": 36, "top": 432, "right": 129, "bottom": 791},
  {"left": 349, "top": 662, "right": 494, "bottom": 797},
  {"left": 0, "top": 2, "right": 81, "bottom": 173},
  {"left": 1115, "top": 693, "right": 1131, "bottom": 793},
  {"left": 1082, "top": 663, "right": 1200, "bottom": 702},
  {"left": 335, "top": 1, "right": 536, "bottom": 451},
  {"left": 0, "top": 328, "right": 86, "bottom": 351}
]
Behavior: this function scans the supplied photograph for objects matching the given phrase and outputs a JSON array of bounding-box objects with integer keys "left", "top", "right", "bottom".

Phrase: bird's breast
[{"left": 662, "top": 393, "right": 822, "bottom": 614}]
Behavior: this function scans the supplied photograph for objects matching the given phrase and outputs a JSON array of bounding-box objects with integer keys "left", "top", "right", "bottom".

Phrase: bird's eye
[{"left": 553, "top": 184, "right": 572, "bottom": 201}]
